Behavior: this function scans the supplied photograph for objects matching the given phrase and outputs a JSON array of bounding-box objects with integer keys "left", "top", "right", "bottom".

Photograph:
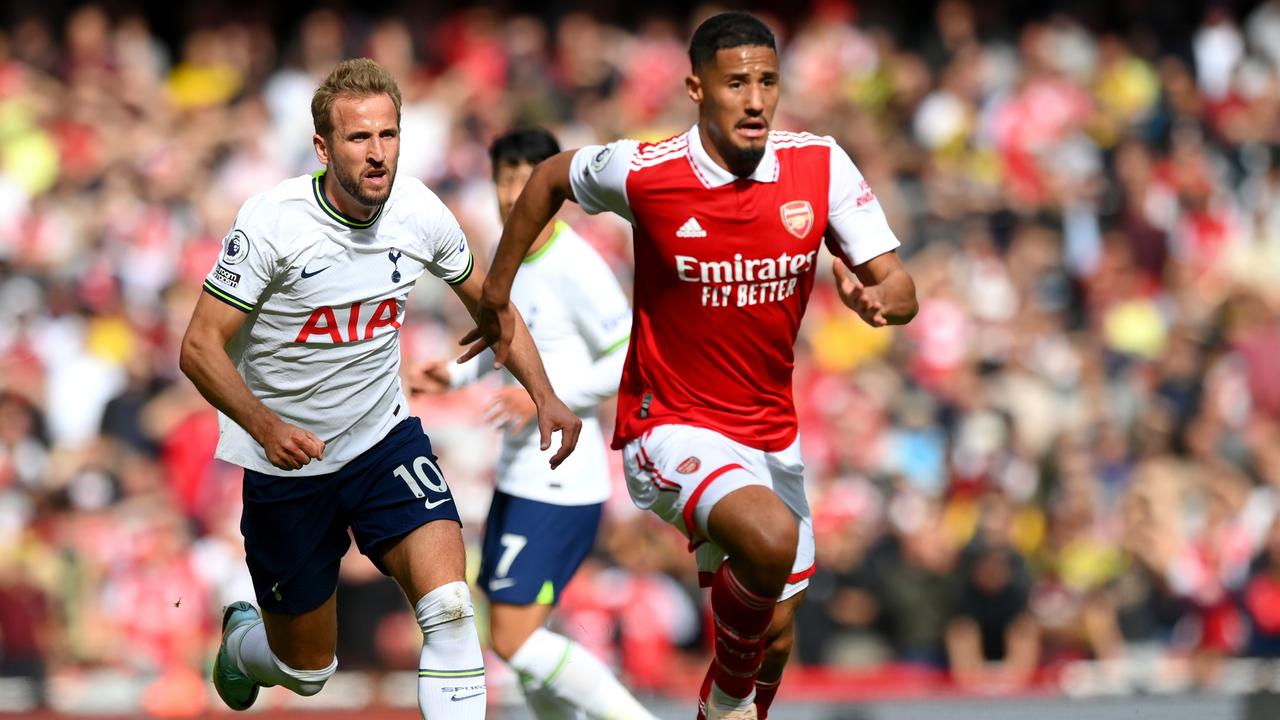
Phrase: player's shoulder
[
  {"left": 769, "top": 130, "right": 835, "bottom": 151},
  {"left": 238, "top": 174, "right": 311, "bottom": 222},
  {"left": 388, "top": 174, "right": 451, "bottom": 221},
  {"left": 627, "top": 131, "right": 690, "bottom": 172},
  {"left": 231, "top": 174, "right": 315, "bottom": 249}
]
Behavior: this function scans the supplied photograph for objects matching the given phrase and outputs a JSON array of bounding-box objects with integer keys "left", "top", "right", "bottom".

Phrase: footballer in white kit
[
  {"left": 181, "top": 60, "right": 580, "bottom": 720},
  {"left": 415, "top": 128, "right": 656, "bottom": 720}
]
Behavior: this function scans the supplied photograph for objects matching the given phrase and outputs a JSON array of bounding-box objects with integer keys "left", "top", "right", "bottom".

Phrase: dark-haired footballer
[
  {"left": 463, "top": 12, "right": 919, "bottom": 720},
  {"left": 409, "top": 127, "right": 654, "bottom": 720}
]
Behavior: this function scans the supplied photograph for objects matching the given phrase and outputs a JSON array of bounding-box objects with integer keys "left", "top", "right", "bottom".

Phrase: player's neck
[
  {"left": 697, "top": 123, "right": 761, "bottom": 178},
  {"left": 321, "top": 171, "right": 381, "bottom": 222},
  {"left": 523, "top": 218, "right": 559, "bottom": 259}
]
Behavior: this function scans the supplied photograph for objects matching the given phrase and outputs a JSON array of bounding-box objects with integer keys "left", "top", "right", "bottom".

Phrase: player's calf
[{"left": 415, "top": 581, "right": 486, "bottom": 718}]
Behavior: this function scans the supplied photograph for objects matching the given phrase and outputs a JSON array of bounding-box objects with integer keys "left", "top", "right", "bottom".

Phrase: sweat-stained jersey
[
  {"left": 569, "top": 125, "right": 900, "bottom": 452},
  {"left": 202, "top": 170, "right": 475, "bottom": 476}
]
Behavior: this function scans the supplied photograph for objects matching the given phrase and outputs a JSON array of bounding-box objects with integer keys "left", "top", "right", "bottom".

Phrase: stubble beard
[{"left": 334, "top": 157, "right": 395, "bottom": 207}]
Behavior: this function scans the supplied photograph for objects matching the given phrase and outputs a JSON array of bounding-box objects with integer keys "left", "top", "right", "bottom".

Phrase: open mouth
[
  {"left": 364, "top": 168, "right": 388, "bottom": 185},
  {"left": 736, "top": 118, "right": 768, "bottom": 140}
]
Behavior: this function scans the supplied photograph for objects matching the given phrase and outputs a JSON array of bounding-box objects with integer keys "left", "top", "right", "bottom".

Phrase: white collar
[{"left": 686, "top": 123, "right": 779, "bottom": 188}]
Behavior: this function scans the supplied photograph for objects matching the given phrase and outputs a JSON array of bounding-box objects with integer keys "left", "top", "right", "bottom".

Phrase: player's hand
[
  {"left": 486, "top": 387, "right": 537, "bottom": 432},
  {"left": 833, "top": 259, "right": 887, "bottom": 327},
  {"left": 459, "top": 297, "right": 517, "bottom": 368},
  {"left": 535, "top": 395, "right": 582, "bottom": 469},
  {"left": 405, "top": 359, "right": 452, "bottom": 396},
  {"left": 256, "top": 419, "right": 325, "bottom": 471}
]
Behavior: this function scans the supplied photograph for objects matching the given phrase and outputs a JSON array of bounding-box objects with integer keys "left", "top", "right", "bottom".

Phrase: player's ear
[
  {"left": 686, "top": 72, "right": 704, "bottom": 104},
  {"left": 313, "top": 133, "right": 329, "bottom": 166}
]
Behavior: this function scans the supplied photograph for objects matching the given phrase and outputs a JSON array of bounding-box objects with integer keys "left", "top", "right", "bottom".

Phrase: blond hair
[{"left": 311, "top": 58, "right": 403, "bottom": 139}]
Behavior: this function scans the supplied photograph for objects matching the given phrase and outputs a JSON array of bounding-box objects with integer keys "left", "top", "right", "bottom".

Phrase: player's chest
[
  {"left": 280, "top": 233, "right": 424, "bottom": 305},
  {"left": 632, "top": 182, "right": 827, "bottom": 276}
]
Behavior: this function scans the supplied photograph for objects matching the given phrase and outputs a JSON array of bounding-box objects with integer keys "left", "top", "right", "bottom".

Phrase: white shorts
[{"left": 621, "top": 424, "right": 816, "bottom": 601}]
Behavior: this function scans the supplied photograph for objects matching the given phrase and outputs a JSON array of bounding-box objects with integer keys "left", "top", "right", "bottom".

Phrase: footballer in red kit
[{"left": 465, "top": 12, "right": 918, "bottom": 720}]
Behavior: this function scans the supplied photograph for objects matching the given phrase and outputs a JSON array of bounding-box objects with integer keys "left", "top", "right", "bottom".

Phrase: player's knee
[
  {"left": 415, "top": 581, "right": 476, "bottom": 636},
  {"left": 271, "top": 653, "right": 337, "bottom": 697},
  {"left": 742, "top": 514, "right": 799, "bottom": 581}
]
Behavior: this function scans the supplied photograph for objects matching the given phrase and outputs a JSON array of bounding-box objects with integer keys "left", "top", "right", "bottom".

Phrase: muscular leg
[
  {"left": 707, "top": 486, "right": 799, "bottom": 595},
  {"left": 490, "top": 602, "right": 553, "bottom": 661},
  {"left": 262, "top": 594, "right": 340, "bottom": 670},
  {"left": 221, "top": 594, "right": 339, "bottom": 699},
  {"left": 380, "top": 519, "right": 485, "bottom": 719},
  {"left": 698, "top": 485, "right": 798, "bottom": 715}
]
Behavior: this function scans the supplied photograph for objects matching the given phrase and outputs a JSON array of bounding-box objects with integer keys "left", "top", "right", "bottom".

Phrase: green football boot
[{"left": 212, "top": 601, "right": 262, "bottom": 711}]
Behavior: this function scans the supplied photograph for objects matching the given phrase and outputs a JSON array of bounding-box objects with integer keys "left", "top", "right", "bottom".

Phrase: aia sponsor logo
[
  {"left": 780, "top": 200, "right": 813, "bottom": 239},
  {"left": 295, "top": 299, "right": 402, "bottom": 344},
  {"left": 677, "top": 457, "right": 701, "bottom": 474}
]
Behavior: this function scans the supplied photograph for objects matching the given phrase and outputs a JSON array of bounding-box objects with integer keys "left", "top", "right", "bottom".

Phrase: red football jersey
[{"left": 569, "top": 126, "right": 899, "bottom": 451}]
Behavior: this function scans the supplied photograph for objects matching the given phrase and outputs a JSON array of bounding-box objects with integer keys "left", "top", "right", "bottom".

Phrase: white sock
[
  {"left": 709, "top": 681, "right": 755, "bottom": 714},
  {"left": 227, "top": 620, "right": 336, "bottom": 697},
  {"left": 509, "top": 627, "right": 656, "bottom": 720},
  {"left": 518, "top": 673, "right": 583, "bottom": 720},
  {"left": 415, "top": 582, "right": 486, "bottom": 719}
]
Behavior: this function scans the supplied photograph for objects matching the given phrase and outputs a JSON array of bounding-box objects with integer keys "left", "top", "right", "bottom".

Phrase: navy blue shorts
[
  {"left": 477, "top": 491, "right": 602, "bottom": 606},
  {"left": 241, "top": 417, "right": 460, "bottom": 615}
]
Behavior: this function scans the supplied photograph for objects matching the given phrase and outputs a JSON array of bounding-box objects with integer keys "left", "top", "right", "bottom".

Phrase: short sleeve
[
  {"left": 569, "top": 141, "right": 639, "bottom": 224},
  {"left": 418, "top": 186, "right": 475, "bottom": 286},
  {"left": 826, "top": 142, "right": 901, "bottom": 266},
  {"left": 202, "top": 199, "right": 278, "bottom": 313}
]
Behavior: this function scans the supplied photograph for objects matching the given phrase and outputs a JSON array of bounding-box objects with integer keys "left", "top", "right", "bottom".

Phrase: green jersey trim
[
  {"left": 202, "top": 281, "right": 254, "bottom": 313},
  {"left": 444, "top": 250, "right": 475, "bottom": 285},
  {"left": 311, "top": 170, "right": 383, "bottom": 229},
  {"left": 523, "top": 220, "right": 568, "bottom": 265}
]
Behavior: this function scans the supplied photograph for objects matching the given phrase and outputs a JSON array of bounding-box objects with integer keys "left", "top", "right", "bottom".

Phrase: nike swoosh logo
[
  {"left": 300, "top": 263, "right": 330, "bottom": 279},
  {"left": 489, "top": 578, "right": 516, "bottom": 590},
  {"left": 423, "top": 497, "right": 452, "bottom": 510},
  {"left": 451, "top": 691, "right": 484, "bottom": 702}
]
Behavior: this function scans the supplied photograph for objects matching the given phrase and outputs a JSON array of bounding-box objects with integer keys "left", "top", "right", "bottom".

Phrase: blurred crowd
[{"left": 2, "top": 0, "right": 1280, "bottom": 713}]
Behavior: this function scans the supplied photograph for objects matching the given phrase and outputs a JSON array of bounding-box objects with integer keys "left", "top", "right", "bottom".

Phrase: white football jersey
[
  {"left": 203, "top": 170, "right": 475, "bottom": 476},
  {"left": 450, "top": 221, "right": 631, "bottom": 505}
]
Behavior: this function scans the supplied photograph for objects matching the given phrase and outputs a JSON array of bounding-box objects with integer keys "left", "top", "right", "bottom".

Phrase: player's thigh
[
  {"left": 621, "top": 424, "right": 773, "bottom": 544},
  {"left": 345, "top": 418, "right": 466, "bottom": 599},
  {"left": 262, "top": 592, "right": 339, "bottom": 670},
  {"left": 240, "top": 468, "right": 351, "bottom": 618},
  {"left": 379, "top": 518, "right": 466, "bottom": 602},
  {"left": 477, "top": 491, "right": 603, "bottom": 607},
  {"left": 767, "top": 438, "right": 816, "bottom": 599}
]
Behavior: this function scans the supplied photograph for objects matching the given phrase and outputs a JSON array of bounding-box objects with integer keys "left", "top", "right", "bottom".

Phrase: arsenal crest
[
  {"left": 677, "top": 457, "right": 701, "bottom": 474},
  {"left": 780, "top": 201, "right": 814, "bottom": 239}
]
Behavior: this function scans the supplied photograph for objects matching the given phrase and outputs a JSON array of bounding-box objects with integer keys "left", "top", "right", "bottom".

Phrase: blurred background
[{"left": 2, "top": 0, "right": 1280, "bottom": 718}]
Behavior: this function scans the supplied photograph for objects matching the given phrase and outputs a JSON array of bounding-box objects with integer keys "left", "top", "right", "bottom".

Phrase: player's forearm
[
  {"left": 496, "top": 308, "right": 558, "bottom": 406},
  {"left": 179, "top": 333, "right": 279, "bottom": 441},
  {"left": 869, "top": 267, "right": 918, "bottom": 325},
  {"left": 483, "top": 153, "right": 575, "bottom": 306}
]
